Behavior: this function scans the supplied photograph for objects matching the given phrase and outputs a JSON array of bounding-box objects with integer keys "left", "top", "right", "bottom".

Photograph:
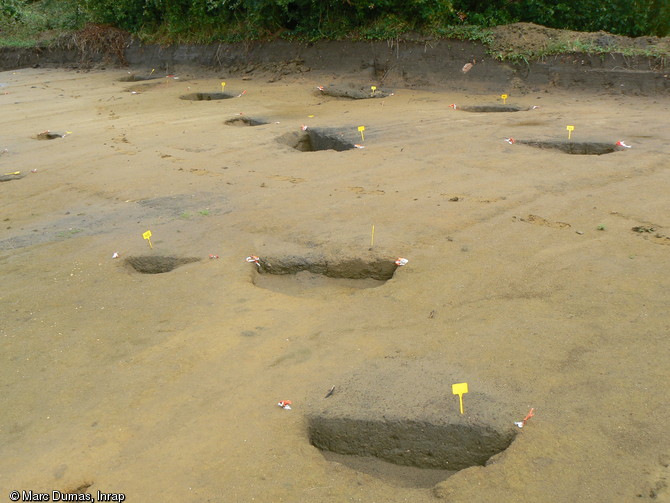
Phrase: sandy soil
[{"left": 1, "top": 65, "right": 669, "bottom": 502}]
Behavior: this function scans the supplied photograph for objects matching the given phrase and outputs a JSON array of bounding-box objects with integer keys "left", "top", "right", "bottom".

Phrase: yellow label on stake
[
  {"left": 4, "top": 171, "right": 20, "bottom": 175},
  {"left": 371, "top": 86, "right": 377, "bottom": 92},
  {"left": 143, "top": 230, "right": 153, "bottom": 249},
  {"left": 452, "top": 382, "right": 469, "bottom": 414},
  {"left": 501, "top": 94, "right": 508, "bottom": 104},
  {"left": 358, "top": 125, "right": 365, "bottom": 142},
  {"left": 567, "top": 125, "right": 575, "bottom": 139},
  {"left": 221, "top": 82, "right": 226, "bottom": 91},
  {"left": 150, "top": 68, "right": 155, "bottom": 75},
  {"left": 371, "top": 224, "right": 375, "bottom": 248}
]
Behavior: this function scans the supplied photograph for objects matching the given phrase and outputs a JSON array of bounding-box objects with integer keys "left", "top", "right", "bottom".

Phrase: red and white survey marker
[
  {"left": 514, "top": 408, "right": 535, "bottom": 428},
  {"left": 245, "top": 255, "right": 261, "bottom": 267}
]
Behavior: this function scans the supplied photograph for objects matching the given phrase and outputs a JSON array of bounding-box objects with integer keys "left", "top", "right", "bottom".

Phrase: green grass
[
  {"left": 1, "top": 0, "right": 668, "bottom": 62},
  {"left": 0, "top": 0, "right": 85, "bottom": 47}
]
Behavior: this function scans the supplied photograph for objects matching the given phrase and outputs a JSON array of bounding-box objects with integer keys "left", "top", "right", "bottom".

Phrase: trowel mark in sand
[
  {"left": 345, "top": 187, "right": 385, "bottom": 195},
  {"left": 513, "top": 214, "right": 571, "bottom": 229},
  {"left": 269, "top": 175, "right": 306, "bottom": 184}
]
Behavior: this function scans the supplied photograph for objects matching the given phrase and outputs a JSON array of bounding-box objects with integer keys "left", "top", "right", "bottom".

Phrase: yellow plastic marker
[
  {"left": 143, "top": 230, "right": 153, "bottom": 249},
  {"left": 358, "top": 126, "right": 365, "bottom": 142},
  {"left": 221, "top": 81, "right": 226, "bottom": 92},
  {"left": 452, "top": 382, "right": 469, "bottom": 414},
  {"left": 150, "top": 68, "right": 155, "bottom": 75},
  {"left": 4, "top": 171, "right": 20, "bottom": 175},
  {"left": 308, "top": 114, "right": 315, "bottom": 118},
  {"left": 371, "top": 224, "right": 375, "bottom": 248},
  {"left": 566, "top": 125, "right": 574, "bottom": 140},
  {"left": 501, "top": 94, "right": 508, "bottom": 104},
  {"left": 371, "top": 85, "right": 377, "bottom": 93}
]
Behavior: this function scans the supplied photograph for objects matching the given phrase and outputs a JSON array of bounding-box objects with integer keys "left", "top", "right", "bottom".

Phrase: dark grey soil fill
[
  {"left": 255, "top": 256, "right": 397, "bottom": 280},
  {"left": 118, "top": 74, "right": 160, "bottom": 82},
  {"left": 276, "top": 130, "right": 355, "bottom": 152},
  {"left": 0, "top": 173, "right": 26, "bottom": 182},
  {"left": 36, "top": 131, "right": 64, "bottom": 140},
  {"left": 308, "top": 415, "right": 516, "bottom": 471},
  {"left": 225, "top": 116, "right": 268, "bottom": 126},
  {"left": 125, "top": 255, "right": 200, "bottom": 274},
  {"left": 516, "top": 140, "right": 622, "bottom": 155},
  {"left": 318, "top": 86, "right": 391, "bottom": 99},
  {"left": 180, "top": 92, "right": 234, "bottom": 101},
  {"left": 458, "top": 105, "right": 526, "bottom": 112}
]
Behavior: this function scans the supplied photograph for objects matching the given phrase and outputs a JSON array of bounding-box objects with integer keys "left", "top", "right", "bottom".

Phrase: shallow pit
[
  {"left": 317, "top": 85, "right": 392, "bottom": 99},
  {"left": 254, "top": 255, "right": 396, "bottom": 280},
  {"left": 251, "top": 255, "right": 397, "bottom": 295},
  {"left": 516, "top": 139, "right": 623, "bottom": 155},
  {"left": 307, "top": 360, "right": 518, "bottom": 488},
  {"left": 457, "top": 105, "right": 527, "bottom": 112},
  {"left": 225, "top": 116, "right": 268, "bottom": 127},
  {"left": 180, "top": 92, "right": 234, "bottom": 101},
  {"left": 0, "top": 172, "right": 25, "bottom": 182},
  {"left": 276, "top": 129, "right": 355, "bottom": 152},
  {"left": 118, "top": 74, "right": 159, "bottom": 82},
  {"left": 35, "top": 131, "right": 64, "bottom": 140},
  {"left": 309, "top": 416, "right": 516, "bottom": 472},
  {"left": 125, "top": 255, "right": 200, "bottom": 274}
]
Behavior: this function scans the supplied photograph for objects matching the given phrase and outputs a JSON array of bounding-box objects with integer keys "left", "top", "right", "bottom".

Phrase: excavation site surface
[{"left": 1, "top": 52, "right": 669, "bottom": 503}]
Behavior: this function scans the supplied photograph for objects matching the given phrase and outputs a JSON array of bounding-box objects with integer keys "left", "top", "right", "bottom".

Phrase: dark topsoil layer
[{"left": 0, "top": 23, "right": 668, "bottom": 94}]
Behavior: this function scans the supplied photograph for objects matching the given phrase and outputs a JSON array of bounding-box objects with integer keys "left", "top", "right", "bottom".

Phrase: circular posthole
[
  {"left": 317, "top": 85, "right": 391, "bottom": 99},
  {"left": 516, "top": 140, "right": 623, "bottom": 155},
  {"left": 307, "top": 361, "right": 518, "bottom": 488},
  {"left": 125, "top": 255, "right": 200, "bottom": 274},
  {"left": 457, "top": 105, "right": 527, "bottom": 112},
  {"left": 225, "top": 116, "right": 268, "bottom": 127},
  {"left": 179, "top": 92, "right": 234, "bottom": 101},
  {"left": 277, "top": 129, "right": 355, "bottom": 152},
  {"left": 118, "top": 74, "right": 160, "bottom": 82}
]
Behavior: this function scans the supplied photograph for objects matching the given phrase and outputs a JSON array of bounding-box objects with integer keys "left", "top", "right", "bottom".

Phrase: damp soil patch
[
  {"left": 457, "top": 105, "right": 528, "bottom": 112},
  {"left": 516, "top": 139, "right": 623, "bottom": 155},
  {"left": 180, "top": 92, "right": 234, "bottom": 101},
  {"left": 225, "top": 116, "right": 268, "bottom": 127},
  {"left": 125, "top": 255, "right": 200, "bottom": 274},
  {"left": 277, "top": 129, "right": 356, "bottom": 152},
  {"left": 307, "top": 360, "right": 518, "bottom": 488}
]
